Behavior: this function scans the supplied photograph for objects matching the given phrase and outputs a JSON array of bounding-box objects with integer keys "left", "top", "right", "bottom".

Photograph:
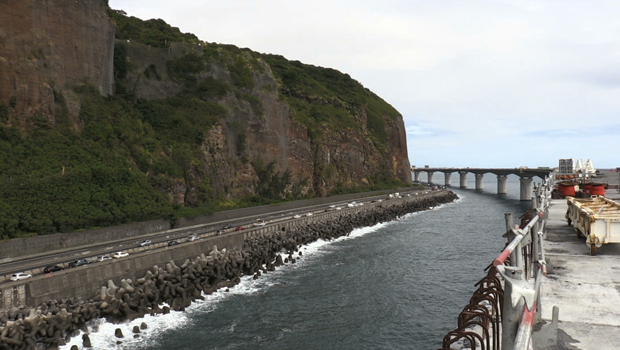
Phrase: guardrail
[
  {"left": 439, "top": 176, "right": 553, "bottom": 350},
  {"left": 0, "top": 226, "right": 217, "bottom": 283},
  {"left": 1, "top": 190, "right": 438, "bottom": 285}
]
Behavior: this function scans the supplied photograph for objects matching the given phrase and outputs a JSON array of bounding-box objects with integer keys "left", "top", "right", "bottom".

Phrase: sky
[{"left": 109, "top": 0, "right": 620, "bottom": 169}]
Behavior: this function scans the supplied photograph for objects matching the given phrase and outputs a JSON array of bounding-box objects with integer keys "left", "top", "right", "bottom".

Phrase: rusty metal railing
[
  {"left": 438, "top": 176, "right": 552, "bottom": 350},
  {"left": 439, "top": 264, "right": 504, "bottom": 350}
]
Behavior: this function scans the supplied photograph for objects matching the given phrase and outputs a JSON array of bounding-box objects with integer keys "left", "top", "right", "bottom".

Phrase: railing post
[
  {"left": 505, "top": 213, "right": 513, "bottom": 232},
  {"left": 531, "top": 226, "right": 540, "bottom": 275},
  {"left": 531, "top": 185, "right": 544, "bottom": 275},
  {"left": 440, "top": 172, "right": 554, "bottom": 350},
  {"left": 504, "top": 213, "right": 521, "bottom": 267},
  {"left": 500, "top": 268, "right": 525, "bottom": 350}
]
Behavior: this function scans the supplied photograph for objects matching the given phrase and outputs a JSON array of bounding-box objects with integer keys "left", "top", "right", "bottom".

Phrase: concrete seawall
[
  {"left": 24, "top": 233, "right": 243, "bottom": 308},
  {"left": 0, "top": 187, "right": 416, "bottom": 260},
  {"left": 0, "top": 190, "right": 457, "bottom": 349},
  {"left": 1, "top": 190, "right": 447, "bottom": 309},
  {"left": 0, "top": 219, "right": 170, "bottom": 262}
]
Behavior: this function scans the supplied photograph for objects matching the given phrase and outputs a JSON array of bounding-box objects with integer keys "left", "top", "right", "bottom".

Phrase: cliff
[
  {"left": 115, "top": 40, "right": 411, "bottom": 200},
  {"left": 0, "top": 0, "right": 114, "bottom": 124},
  {"left": 0, "top": 2, "right": 411, "bottom": 237}
]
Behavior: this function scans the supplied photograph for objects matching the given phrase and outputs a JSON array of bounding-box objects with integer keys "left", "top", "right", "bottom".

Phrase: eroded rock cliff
[
  {"left": 0, "top": 1, "right": 411, "bottom": 236},
  {"left": 116, "top": 38, "right": 411, "bottom": 201},
  {"left": 0, "top": 0, "right": 114, "bottom": 126}
]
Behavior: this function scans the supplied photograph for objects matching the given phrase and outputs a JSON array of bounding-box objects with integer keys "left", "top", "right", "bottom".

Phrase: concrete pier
[
  {"left": 497, "top": 175, "right": 507, "bottom": 194},
  {"left": 537, "top": 185, "right": 620, "bottom": 349},
  {"left": 427, "top": 171, "right": 434, "bottom": 184},
  {"left": 459, "top": 171, "right": 468, "bottom": 188},
  {"left": 411, "top": 168, "right": 553, "bottom": 196},
  {"left": 475, "top": 173, "right": 484, "bottom": 190},
  {"left": 519, "top": 177, "right": 533, "bottom": 201}
]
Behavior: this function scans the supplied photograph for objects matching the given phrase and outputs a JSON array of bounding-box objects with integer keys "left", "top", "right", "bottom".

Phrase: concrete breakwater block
[
  {"left": 0, "top": 192, "right": 457, "bottom": 349},
  {"left": 82, "top": 333, "right": 92, "bottom": 347}
]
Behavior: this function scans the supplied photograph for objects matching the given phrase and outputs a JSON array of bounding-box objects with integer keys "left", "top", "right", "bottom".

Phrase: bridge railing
[{"left": 438, "top": 175, "right": 553, "bottom": 350}]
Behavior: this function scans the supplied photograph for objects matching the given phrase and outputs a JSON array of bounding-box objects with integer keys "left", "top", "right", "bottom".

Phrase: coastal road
[
  {"left": 538, "top": 178, "right": 620, "bottom": 350},
  {"left": 0, "top": 189, "right": 425, "bottom": 281}
]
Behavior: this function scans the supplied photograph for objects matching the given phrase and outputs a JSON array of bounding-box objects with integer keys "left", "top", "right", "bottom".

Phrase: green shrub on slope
[{"left": 260, "top": 54, "right": 400, "bottom": 143}]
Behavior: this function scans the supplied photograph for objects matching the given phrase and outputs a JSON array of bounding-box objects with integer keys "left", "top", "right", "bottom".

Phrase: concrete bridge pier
[
  {"left": 459, "top": 171, "right": 468, "bottom": 188},
  {"left": 475, "top": 173, "right": 484, "bottom": 190},
  {"left": 444, "top": 172, "right": 452, "bottom": 187},
  {"left": 497, "top": 175, "right": 508, "bottom": 194},
  {"left": 427, "top": 171, "right": 435, "bottom": 184},
  {"left": 519, "top": 177, "right": 533, "bottom": 201},
  {"left": 414, "top": 171, "right": 421, "bottom": 183}
]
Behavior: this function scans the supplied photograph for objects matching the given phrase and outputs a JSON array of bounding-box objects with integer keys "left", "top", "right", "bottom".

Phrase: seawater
[{"left": 62, "top": 174, "right": 535, "bottom": 350}]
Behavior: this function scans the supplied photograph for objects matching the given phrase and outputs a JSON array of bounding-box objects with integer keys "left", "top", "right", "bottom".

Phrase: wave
[{"left": 60, "top": 203, "right": 449, "bottom": 349}]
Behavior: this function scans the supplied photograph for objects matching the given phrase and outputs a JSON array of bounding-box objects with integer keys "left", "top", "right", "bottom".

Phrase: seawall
[
  {"left": 0, "top": 190, "right": 457, "bottom": 349},
  {"left": 0, "top": 187, "right": 417, "bottom": 260}
]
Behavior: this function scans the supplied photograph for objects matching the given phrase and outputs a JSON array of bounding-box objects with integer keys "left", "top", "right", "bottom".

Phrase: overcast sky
[{"left": 109, "top": 0, "right": 620, "bottom": 169}]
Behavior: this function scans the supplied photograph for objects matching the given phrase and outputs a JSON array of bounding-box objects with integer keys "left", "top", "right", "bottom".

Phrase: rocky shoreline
[{"left": 0, "top": 191, "right": 458, "bottom": 349}]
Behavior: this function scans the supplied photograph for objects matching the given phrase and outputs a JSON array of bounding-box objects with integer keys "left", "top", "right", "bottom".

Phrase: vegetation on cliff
[
  {"left": 262, "top": 54, "right": 400, "bottom": 144},
  {"left": 0, "top": 8, "right": 409, "bottom": 239},
  {"left": 108, "top": 9, "right": 200, "bottom": 48}
]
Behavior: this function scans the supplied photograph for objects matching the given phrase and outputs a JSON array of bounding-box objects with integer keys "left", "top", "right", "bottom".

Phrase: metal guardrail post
[
  {"left": 496, "top": 176, "right": 551, "bottom": 350},
  {"left": 438, "top": 175, "right": 553, "bottom": 350},
  {"left": 505, "top": 213, "right": 514, "bottom": 232},
  {"left": 532, "top": 239, "right": 540, "bottom": 272},
  {"left": 498, "top": 264, "right": 533, "bottom": 350},
  {"left": 513, "top": 267, "right": 543, "bottom": 349}
]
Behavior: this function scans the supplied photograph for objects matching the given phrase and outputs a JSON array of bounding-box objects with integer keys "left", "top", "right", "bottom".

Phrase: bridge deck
[
  {"left": 538, "top": 174, "right": 620, "bottom": 349},
  {"left": 412, "top": 167, "right": 552, "bottom": 178}
]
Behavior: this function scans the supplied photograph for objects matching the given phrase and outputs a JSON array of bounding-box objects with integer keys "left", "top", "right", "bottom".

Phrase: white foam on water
[
  {"left": 61, "top": 305, "right": 189, "bottom": 350},
  {"left": 397, "top": 196, "right": 458, "bottom": 221},
  {"left": 59, "top": 204, "right": 451, "bottom": 349},
  {"left": 338, "top": 221, "right": 389, "bottom": 241}
]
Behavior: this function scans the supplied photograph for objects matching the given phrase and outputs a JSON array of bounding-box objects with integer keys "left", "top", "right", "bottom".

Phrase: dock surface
[{"left": 540, "top": 171, "right": 620, "bottom": 349}]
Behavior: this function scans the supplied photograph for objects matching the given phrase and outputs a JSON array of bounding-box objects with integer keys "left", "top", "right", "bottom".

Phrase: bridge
[{"left": 412, "top": 167, "right": 554, "bottom": 200}]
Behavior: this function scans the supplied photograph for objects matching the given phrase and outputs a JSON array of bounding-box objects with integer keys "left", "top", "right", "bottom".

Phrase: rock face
[
  {"left": 0, "top": 1, "right": 411, "bottom": 205},
  {"left": 0, "top": 0, "right": 114, "bottom": 124},
  {"left": 120, "top": 40, "right": 412, "bottom": 200}
]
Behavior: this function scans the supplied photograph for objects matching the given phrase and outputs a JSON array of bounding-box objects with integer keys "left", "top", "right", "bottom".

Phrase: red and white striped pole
[
  {"left": 493, "top": 230, "right": 525, "bottom": 266},
  {"left": 513, "top": 301, "right": 537, "bottom": 350}
]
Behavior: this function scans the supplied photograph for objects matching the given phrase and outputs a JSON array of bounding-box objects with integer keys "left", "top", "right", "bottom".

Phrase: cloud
[
  {"left": 525, "top": 129, "right": 581, "bottom": 138},
  {"left": 405, "top": 125, "right": 435, "bottom": 137},
  {"left": 525, "top": 124, "right": 620, "bottom": 138},
  {"left": 109, "top": 0, "right": 620, "bottom": 169},
  {"left": 570, "top": 70, "right": 620, "bottom": 89}
]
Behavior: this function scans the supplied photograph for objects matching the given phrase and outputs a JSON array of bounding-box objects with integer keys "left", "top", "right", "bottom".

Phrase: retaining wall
[
  {"left": 0, "top": 219, "right": 169, "bottom": 261},
  {"left": 0, "top": 187, "right": 417, "bottom": 260},
  {"left": 22, "top": 233, "right": 243, "bottom": 308},
  {"left": 175, "top": 187, "right": 418, "bottom": 228},
  {"left": 1, "top": 190, "right": 442, "bottom": 309}
]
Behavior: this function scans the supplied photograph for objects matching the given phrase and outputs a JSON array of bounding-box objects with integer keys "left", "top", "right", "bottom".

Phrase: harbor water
[{"left": 62, "top": 174, "right": 536, "bottom": 350}]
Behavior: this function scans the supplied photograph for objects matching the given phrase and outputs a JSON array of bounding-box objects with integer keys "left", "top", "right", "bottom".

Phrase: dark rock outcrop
[
  {"left": 0, "top": 0, "right": 411, "bottom": 208},
  {"left": 0, "top": 0, "right": 114, "bottom": 121}
]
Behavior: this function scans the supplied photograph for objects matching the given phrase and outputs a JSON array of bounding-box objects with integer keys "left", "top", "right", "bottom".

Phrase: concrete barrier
[
  {"left": 0, "top": 219, "right": 170, "bottom": 260},
  {"left": 0, "top": 187, "right": 419, "bottom": 261},
  {"left": 174, "top": 187, "right": 418, "bottom": 228},
  {"left": 24, "top": 233, "right": 244, "bottom": 307},
  {"left": 0, "top": 190, "right": 457, "bottom": 349},
  {"left": 1, "top": 190, "right": 445, "bottom": 309}
]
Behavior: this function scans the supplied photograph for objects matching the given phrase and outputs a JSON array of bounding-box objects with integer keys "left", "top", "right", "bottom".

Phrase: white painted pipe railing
[{"left": 495, "top": 176, "right": 552, "bottom": 350}]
